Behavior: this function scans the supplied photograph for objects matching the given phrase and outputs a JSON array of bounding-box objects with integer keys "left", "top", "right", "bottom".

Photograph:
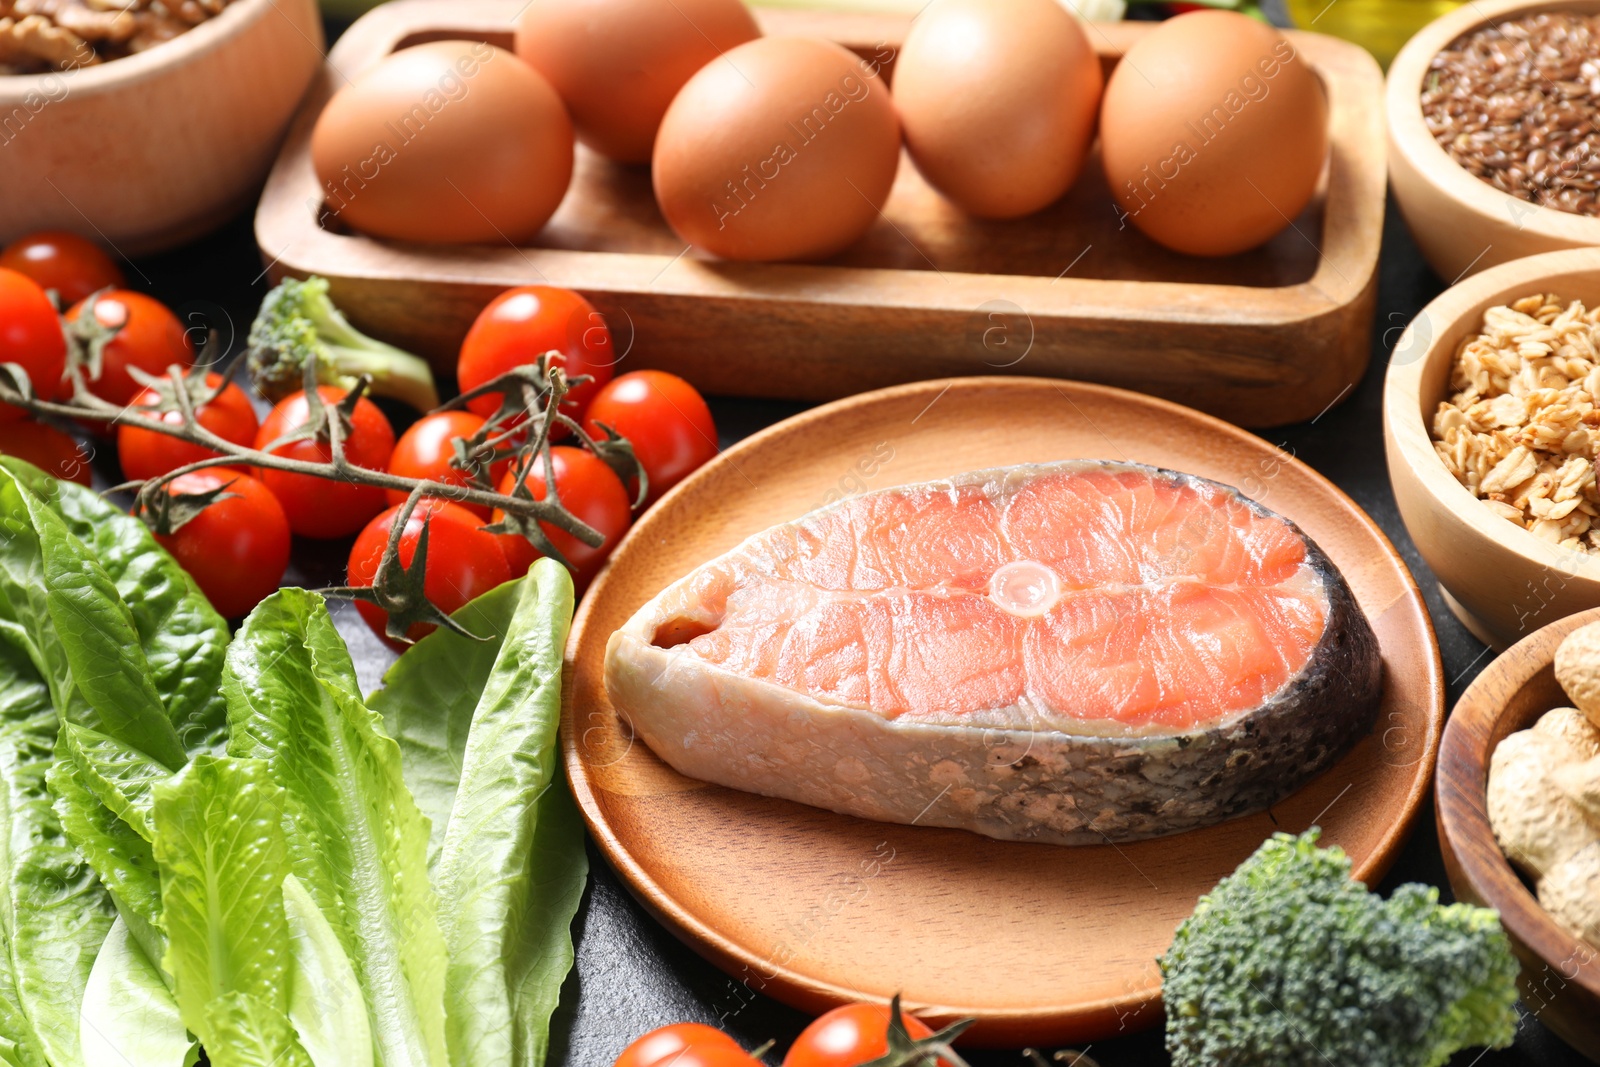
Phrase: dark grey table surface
[{"left": 117, "top": 78, "right": 1575, "bottom": 1067}]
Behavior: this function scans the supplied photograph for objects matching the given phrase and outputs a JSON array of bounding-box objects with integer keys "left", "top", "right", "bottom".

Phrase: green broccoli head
[
  {"left": 1160, "top": 829, "right": 1521, "bottom": 1067},
  {"left": 246, "top": 276, "right": 439, "bottom": 411}
]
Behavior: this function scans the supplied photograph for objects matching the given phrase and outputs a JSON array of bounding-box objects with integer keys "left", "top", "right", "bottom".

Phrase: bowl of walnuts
[{"left": 0, "top": 0, "right": 323, "bottom": 255}]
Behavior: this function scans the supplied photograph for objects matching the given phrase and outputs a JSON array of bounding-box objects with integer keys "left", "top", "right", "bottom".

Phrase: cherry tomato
[
  {"left": 253, "top": 386, "right": 395, "bottom": 539},
  {"left": 457, "top": 286, "right": 615, "bottom": 426},
  {"left": 614, "top": 1023, "right": 749, "bottom": 1067},
  {"left": 782, "top": 1003, "right": 939, "bottom": 1067},
  {"left": 0, "top": 267, "right": 67, "bottom": 422},
  {"left": 346, "top": 499, "right": 512, "bottom": 644},
  {"left": 492, "top": 446, "right": 631, "bottom": 588},
  {"left": 151, "top": 471, "right": 291, "bottom": 619},
  {"left": 583, "top": 370, "right": 716, "bottom": 506},
  {"left": 0, "top": 231, "right": 124, "bottom": 307},
  {"left": 385, "top": 410, "right": 509, "bottom": 519},
  {"left": 117, "top": 373, "right": 259, "bottom": 483},
  {"left": 0, "top": 421, "right": 92, "bottom": 485},
  {"left": 622, "top": 1048, "right": 760, "bottom": 1067},
  {"left": 65, "top": 290, "right": 192, "bottom": 408}
]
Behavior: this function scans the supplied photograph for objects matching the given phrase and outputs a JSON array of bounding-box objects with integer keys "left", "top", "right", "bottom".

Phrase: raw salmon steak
[{"left": 604, "top": 460, "right": 1382, "bottom": 845}]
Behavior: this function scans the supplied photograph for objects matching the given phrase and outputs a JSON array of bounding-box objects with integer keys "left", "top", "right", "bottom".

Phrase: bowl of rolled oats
[
  {"left": 0, "top": 0, "right": 323, "bottom": 254},
  {"left": 1387, "top": 245, "right": 1600, "bottom": 649},
  {"left": 1388, "top": 0, "right": 1600, "bottom": 285}
]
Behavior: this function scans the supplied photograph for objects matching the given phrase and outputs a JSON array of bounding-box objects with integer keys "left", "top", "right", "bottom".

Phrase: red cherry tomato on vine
[
  {"left": 492, "top": 445, "right": 631, "bottom": 589},
  {"left": 65, "top": 290, "right": 192, "bottom": 408},
  {"left": 117, "top": 373, "right": 259, "bottom": 482},
  {"left": 385, "top": 410, "right": 508, "bottom": 519},
  {"left": 253, "top": 386, "right": 395, "bottom": 539},
  {"left": 613, "top": 1023, "right": 750, "bottom": 1067},
  {"left": 0, "top": 268, "right": 67, "bottom": 422},
  {"left": 151, "top": 471, "right": 290, "bottom": 619},
  {"left": 0, "top": 231, "right": 124, "bottom": 307},
  {"left": 0, "top": 421, "right": 92, "bottom": 485},
  {"left": 346, "top": 499, "right": 511, "bottom": 645},
  {"left": 457, "top": 286, "right": 615, "bottom": 426},
  {"left": 782, "top": 1003, "right": 940, "bottom": 1067},
  {"left": 583, "top": 370, "right": 716, "bottom": 506}
]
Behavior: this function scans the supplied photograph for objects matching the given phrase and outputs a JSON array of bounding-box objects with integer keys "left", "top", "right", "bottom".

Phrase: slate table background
[{"left": 106, "top": 13, "right": 1574, "bottom": 1062}]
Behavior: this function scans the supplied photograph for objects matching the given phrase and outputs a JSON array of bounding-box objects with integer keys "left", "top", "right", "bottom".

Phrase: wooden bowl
[
  {"left": 1388, "top": 0, "right": 1600, "bottom": 283},
  {"left": 1439, "top": 606, "right": 1600, "bottom": 1061},
  {"left": 566, "top": 376, "right": 1445, "bottom": 1047},
  {"left": 0, "top": 0, "right": 324, "bottom": 256},
  {"left": 1384, "top": 245, "right": 1600, "bottom": 649}
]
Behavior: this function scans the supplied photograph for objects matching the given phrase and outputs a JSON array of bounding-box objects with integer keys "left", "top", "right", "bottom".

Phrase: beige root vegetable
[
  {"left": 1488, "top": 727, "right": 1599, "bottom": 878},
  {"left": 1556, "top": 753, "right": 1600, "bottom": 821},
  {"left": 1555, "top": 622, "right": 1600, "bottom": 727},
  {"left": 1540, "top": 839, "right": 1600, "bottom": 947},
  {"left": 1489, "top": 628, "right": 1600, "bottom": 953},
  {"left": 1533, "top": 706, "right": 1600, "bottom": 761}
]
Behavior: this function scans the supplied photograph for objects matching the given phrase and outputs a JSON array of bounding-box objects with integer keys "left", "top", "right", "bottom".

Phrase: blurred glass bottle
[{"left": 1286, "top": 0, "right": 1463, "bottom": 67}]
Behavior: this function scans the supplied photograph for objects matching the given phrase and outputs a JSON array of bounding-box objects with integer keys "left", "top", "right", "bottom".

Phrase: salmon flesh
[{"left": 604, "top": 460, "right": 1383, "bottom": 845}]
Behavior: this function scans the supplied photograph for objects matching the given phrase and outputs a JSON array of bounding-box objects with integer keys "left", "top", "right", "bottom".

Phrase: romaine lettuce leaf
[
  {"left": 380, "top": 564, "right": 585, "bottom": 1067},
  {"left": 56, "top": 721, "right": 166, "bottom": 842},
  {"left": 0, "top": 472, "right": 84, "bottom": 728},
  {"left": 46, "top": 753, "right": 165, "bottom": 971},
  {"left": 153, "top": 755, "right": 294, "bottom": 1054},
  {"left": 0, "top": 468, "right": 186, "bottom": 769},
  {"left": 223, "top": 589, "right": 448, "bottom": 1067},
  {"left": 0, "top": 458, "right": 228, "bottom": 757},
  {"left": 284, "top": 873, "right": 373, "bottom": 1067},
  {"left": 501, "top": 783, "right": 587, "bottom": 1067},
  {"left": 370, "top": 581, "right": 524, "bottom": 865},
  {"left": 78, "top": 918, "right": 191, "bottom": 1067},
  {"left": 205, "top": 992, "right": 315, "bottom": 1067},
  {"left": 0, "top": 615, "right": 115, "bottom": 1067}
]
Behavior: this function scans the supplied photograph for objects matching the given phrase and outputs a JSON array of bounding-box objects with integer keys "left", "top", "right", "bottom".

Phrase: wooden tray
[
  {"left": 255, "top": 3, "right": 1386, "bottom": 429},
  {"left": 561, "top": 377, "right": 1444, "bottom": 1047}
]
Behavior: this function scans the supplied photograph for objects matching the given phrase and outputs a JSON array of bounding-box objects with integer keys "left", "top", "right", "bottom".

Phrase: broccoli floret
[
  {"left": 247, "top": 276, "right": 439, "bottom": 410},
  {"left": 1160, "top": 829, "right": 1520, "bottom": 1067}
]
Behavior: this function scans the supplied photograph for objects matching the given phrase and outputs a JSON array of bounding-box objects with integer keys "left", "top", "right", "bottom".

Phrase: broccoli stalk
[
  {"left": 1160, "top": 829, "right": 1520, "bottom": 1067},
  {"left": 247, "top": 276, "right": 440, "bottom": 411}
]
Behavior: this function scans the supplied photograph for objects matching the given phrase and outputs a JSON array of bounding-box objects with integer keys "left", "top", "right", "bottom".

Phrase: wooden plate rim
[{"left": 562, "top": 375, "right": 1445, "bottom": 1029}]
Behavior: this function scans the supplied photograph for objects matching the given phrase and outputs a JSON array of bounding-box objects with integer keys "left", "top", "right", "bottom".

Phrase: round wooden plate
[{"left": 561, "top": 377, "right": 1444, "bottom": 1047}]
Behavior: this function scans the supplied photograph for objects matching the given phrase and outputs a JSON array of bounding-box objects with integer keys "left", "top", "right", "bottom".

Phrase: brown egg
[
  {"left": 311, "top": 41, "right": 574, "bottom": 245},
  {"left": 1099, "top": 11, "right": 1328, "bottom": 257},
  {"left": 893, "top": 0, "right": 1103, "bottom": 219},
  {"left": 515, "top": 0, "right": 760, "bottom": 165},
  {"left": 652, "top": 36, "right": 901, "bottom": 262}
]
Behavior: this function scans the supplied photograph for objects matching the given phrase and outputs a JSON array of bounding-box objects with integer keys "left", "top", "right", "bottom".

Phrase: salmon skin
[{"left": 604, "top": 460, "right": 1382, "bottom": 845}]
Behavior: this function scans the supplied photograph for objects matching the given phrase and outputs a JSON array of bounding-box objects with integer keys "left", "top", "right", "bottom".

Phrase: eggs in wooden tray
[{"left": 306, "top": 1, "right": 1330, "bottom": 259}]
